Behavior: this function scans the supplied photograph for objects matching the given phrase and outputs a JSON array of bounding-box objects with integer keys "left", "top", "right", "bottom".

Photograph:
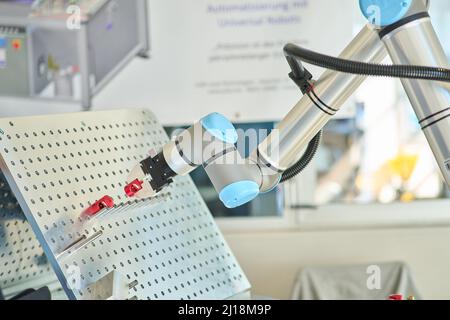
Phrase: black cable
[
  {"left": 280, "top": 130, "right": 322, "bottom": 183},
  {"left": 279, "top": 42, "right": 450, "bottom": 183},
  {"left": 279, "top": 54, "right": 323, "bottom": 183},
  {"left": 284, "top": 43, "right": 450, "bottom": 83}
]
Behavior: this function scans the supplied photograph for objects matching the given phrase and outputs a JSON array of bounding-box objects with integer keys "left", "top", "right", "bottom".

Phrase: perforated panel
[
  {"left": 0, "top": 109, "right": 250, "bottom": 300},
  {"left": 0, "top": 173, "right": 55, "bottom": 290}
]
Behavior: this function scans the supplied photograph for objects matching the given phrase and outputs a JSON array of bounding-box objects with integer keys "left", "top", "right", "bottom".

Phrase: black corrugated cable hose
[
  {"left": 284, "top": 43, "right": 450, "bottom": 83},
  {"left": 279, "top": 43, "right": 450, "bottom": 183},
  {"left": 280, "top": 130, "right": 322, "bottom": 183}
]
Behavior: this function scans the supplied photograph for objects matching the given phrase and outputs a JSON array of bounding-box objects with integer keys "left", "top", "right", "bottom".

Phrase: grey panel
[
  {"left": 0, "top": 109, "right": 250, "bottom": 300},
  {"left": 0, "top": 26, "right": 29, "bottom": 96},
  {"left": 87, "top": 0, "right": 140, "bottom": 84}
]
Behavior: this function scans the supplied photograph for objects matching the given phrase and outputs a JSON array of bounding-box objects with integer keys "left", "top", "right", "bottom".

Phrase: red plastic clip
[
  {"left": 388, "top": 294, "right": 404, "bottom": 300},
  {"left": 124, "top": 179, "right": 144, "bottom": 197},
  {"left": 84, "top": 195, "right": 115, "bottom": 216}
]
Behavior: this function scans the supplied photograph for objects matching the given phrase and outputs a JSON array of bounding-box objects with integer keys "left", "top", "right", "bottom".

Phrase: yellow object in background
[
  {"left": 400, "top": 192, "right": 415, "bottom": 203},
  {"left": 388, "top": 154, "right": 419, "bottom": 182}
]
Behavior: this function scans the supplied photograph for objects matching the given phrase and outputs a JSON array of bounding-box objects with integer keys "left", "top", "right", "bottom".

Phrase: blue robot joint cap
[
  {"left": 219, "top": 181, "right": 260, "bottom": 208},
  {"left": 359, "top": 0, "right": 413, "bottom": 27},
  {"left": 200, "top": 113, "right": 238, "bottom": 145}
]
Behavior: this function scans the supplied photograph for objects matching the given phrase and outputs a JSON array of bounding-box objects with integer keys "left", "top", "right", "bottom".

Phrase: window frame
[{"left": 216, "top": 164, "right": 450, "bottom": 233}]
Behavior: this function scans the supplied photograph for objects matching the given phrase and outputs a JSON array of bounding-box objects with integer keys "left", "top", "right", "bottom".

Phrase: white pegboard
[
  {"left": 0, "top": 172, "right": 55, "bottom": 291},
  {"left": 0, "top": 109, "right": 250, "bottom": 300}
]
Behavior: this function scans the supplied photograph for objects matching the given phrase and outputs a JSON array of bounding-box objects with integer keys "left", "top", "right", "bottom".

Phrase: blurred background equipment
[
  {"left": 0, "top": 0, "right": 149, "bottom": 109},
  {"left": 0, "top": 172, "right": 64, "bottom": 300}
]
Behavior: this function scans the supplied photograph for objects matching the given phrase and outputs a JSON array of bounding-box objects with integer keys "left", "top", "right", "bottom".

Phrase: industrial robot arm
[{"left": 126, "top": 0, "right": 450, "bottom": 208}]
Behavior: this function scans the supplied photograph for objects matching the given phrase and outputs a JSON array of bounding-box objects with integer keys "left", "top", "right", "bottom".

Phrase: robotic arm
[{"left": 126, "top": 0, "right": 450, "bottom": 208}]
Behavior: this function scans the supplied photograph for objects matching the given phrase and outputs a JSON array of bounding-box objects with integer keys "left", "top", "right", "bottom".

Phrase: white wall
[{"left": 223, "top": 226, "right": 450, "bottom": 300}]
